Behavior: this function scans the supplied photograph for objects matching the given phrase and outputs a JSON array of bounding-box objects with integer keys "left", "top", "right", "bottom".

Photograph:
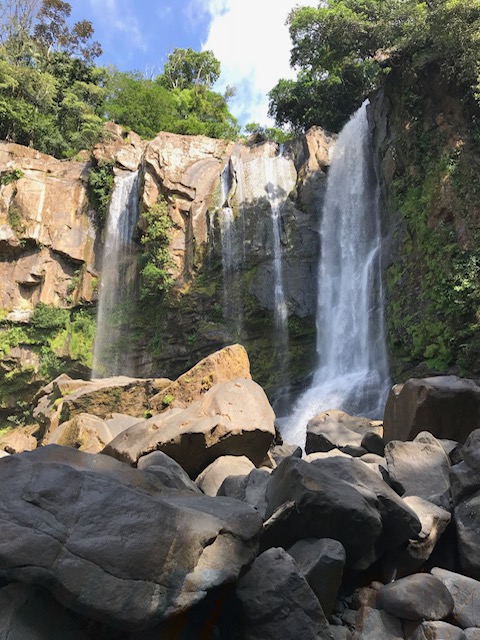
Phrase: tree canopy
[
  {"left": 0, "top": 3, "right": 239, "bottom": 156},
  {"left": 268, "top": 0, "right": 480, "bottom": 132}
]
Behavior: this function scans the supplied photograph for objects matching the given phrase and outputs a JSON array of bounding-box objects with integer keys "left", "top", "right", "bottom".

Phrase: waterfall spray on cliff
[
  {"left": 283, "top": 102, "right": 390, "bottom": 446},
  {"left": 92, "top": 171, "right": 140, "bottom": 378}
]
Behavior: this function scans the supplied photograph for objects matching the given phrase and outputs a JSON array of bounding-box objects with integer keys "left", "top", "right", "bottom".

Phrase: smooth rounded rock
[
  {"left": 236, "top": 547, "right": 333, "bottom": 640},
  {"left": 195, "top": 455, "right": 255, "bottom": 496},
  {"left": 431, "top": 568, "right": 480, "bottom": 628},
  {"left": 462, "top": 430, "right": 480, "bottom": 471},
  {"left": 377, "top": 573, "right": 454, "bottom": 621}
]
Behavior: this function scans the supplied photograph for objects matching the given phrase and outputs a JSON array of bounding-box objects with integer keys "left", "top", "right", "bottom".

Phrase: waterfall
[
  {"left": 92, "top": 171, "right": 140, "bottom": 378},
  {"left": 219, "top": 161, "right": 242, "bottom": 333},
  {"left": 283, "top": 102, "right": 390, "bottom": 446},
  {"left": 264, "top": 147, "right": 292, "bottom": 404},
  {"left": 239, "top": 145, "right": 296, "bottom": 406}
]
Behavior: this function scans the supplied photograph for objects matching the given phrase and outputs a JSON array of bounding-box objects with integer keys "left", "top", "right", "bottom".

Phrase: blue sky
[{"left": 68, "top": 0, "right": 315, "bottom": 127}]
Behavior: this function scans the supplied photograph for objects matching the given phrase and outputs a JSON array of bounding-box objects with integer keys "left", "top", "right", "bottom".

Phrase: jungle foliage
[
  {"left": 0, "top": 3, "right": 239, "bottom": 157},
  {"left": 268, "top": 0, "right": 480, "bottom": 132}
]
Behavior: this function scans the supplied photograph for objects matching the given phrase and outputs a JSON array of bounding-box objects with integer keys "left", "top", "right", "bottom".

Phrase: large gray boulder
[
  {"left": 0, "top": 446, "right": 262, "bottom": 630},
  {"left": 218, "top": 468, "right": 271, "bottom": 518},
  {"left": 236, "top": 547, "right": 334, "bottom": 640},
  {"left": 351, "top": 607, "right": 403, "bottom": 640},
  {"left": 262, "top": 456, "right": 421, "bottom": 571},
  {"left": 384, "top": 432, "right": 451, "bottom": 504},
  {"left": 431, "top": 568, "right": 480, "bottom": 629},
  {"left": 305, "top": 410, "right": 382, "bottom": 455},
  {"left": 454, "top": 492, "right": 480, "bottom": 580},
  {"left": 287, "top": 538, "right": 346, "bottom": 617},
  {"left": 103, "top": 379, "right": 275, "bottom": 477},
  {"left": 136, "top": 450, "right": 200, "bottom": 492},
  {"left": 405, "top": 621, "right": 466, "bottom": 640},
  {"left": 383, "top": 376, "right": 480, "bottom": 443},
  {"left": 377, "top": 573, "right": 454, "bottom": 621}
]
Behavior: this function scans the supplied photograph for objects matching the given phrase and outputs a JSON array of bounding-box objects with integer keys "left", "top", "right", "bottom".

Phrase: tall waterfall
[
  {"left": 283, "top": 102, "right": 390, "bottom": 446},
  {"left": 219, "top": 161, "right": 243, "bottom": 335},
  {"left": 240, "top": 146, "right": 296, "bottom": 403},
  {"left": 92, "top": 171, "right": 140, "bottom": 378}
]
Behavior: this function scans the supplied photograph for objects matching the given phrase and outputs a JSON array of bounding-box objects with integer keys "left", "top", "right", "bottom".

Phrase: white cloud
[{"left": 199, "top": 0, "right": 315, "bottom": 127}]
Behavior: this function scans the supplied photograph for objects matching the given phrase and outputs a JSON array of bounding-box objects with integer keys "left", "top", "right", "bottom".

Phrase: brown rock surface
[
  {"left": 150, "top": 344, "right": 251, "bottom": 412},
  {"left": 104, "top": 378, "right": 276, "bottom": 477}
]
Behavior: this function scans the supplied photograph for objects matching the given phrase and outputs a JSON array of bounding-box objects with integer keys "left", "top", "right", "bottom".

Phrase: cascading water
[
  {"left": 219, "top": 161, "right": 243, "bottom": 333},
  {"left": 92, "top": 170, "right": 140, "bottom": 378},
  {"left": 283, "top": 102, "right": 390, "bottom": 446},
  {"left": 240, "top": 144, "right": 296, "bottom": 406},
  {"left": 264, "top": 146, "right": 292, "bottom": 397}
]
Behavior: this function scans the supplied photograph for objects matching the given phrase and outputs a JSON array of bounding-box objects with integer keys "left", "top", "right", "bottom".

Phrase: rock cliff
[
  {"left": 369, "top": 63, "right": 480, "bottom": 380},
  {"left": 0, "top": 125, "right": 335, "bottom": 419}
]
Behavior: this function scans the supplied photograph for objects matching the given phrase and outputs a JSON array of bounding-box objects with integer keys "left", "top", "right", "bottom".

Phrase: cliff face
[
  {"left": 0, "top": 126, "right": 335, "bottom": 417},
  {"left": 369, "top": 63, "right": 480, "bottom": 380}
]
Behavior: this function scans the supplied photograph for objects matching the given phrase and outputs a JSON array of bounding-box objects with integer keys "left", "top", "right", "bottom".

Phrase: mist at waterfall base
[
  {"left": 92, "top": 171, "right": 140, "bottom": 379},
  {"left": 282, "top": 103, "right": 390, "bottom": 448}
]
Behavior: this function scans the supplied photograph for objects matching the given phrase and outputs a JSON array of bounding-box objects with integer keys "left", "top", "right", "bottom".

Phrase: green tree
[
  {"left": 159, "top": 47, "right": 220, "bottom": 91},
  {"left": 104, "top": 69, "right": 178, "bottom": 139},
  {"left": 0, "top": 0, "right": 105, "bottom": 156},
  {"left": 268, "top": 0, "right": 480, "bottom": 132}
]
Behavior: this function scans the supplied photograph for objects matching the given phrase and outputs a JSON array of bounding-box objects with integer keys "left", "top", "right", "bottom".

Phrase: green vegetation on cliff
[
  {"left": 381, "top": 65, "right": 480, "bottom": 378},
  {"left": 0, "top": 304, "right": 96, "bottom": 422}
]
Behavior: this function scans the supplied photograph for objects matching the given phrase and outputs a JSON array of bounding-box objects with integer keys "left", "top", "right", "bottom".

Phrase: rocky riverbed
[{"left": 1, "top": 344, "right": 480, "bottom": 639}]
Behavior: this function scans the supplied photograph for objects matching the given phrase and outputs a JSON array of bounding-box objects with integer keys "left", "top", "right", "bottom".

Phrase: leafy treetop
[{"left": 268, "top": 0, "right": 480, "bottom": 132}]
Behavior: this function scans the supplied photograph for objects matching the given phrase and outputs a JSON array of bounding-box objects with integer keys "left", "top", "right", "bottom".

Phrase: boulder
[
  {"left": 385, "top": 495, "right": 451, "bottom": 576},
  {"left": 0, "top": 582, "right": 88, "bottom": 640},
  {"left": 361, "top": 431, "right": 385, "bottom": 456},
  {"left": 262, "top": 456, "right": 421, "bottom": 571},
  {"left": 105, "top": 413, "right": 144, "bottom": 439},
  {"left": 34, "top": 376, "right": 164, "bottom": 438},
  {"left": 305, "top": 410, "right": 382, "bottom": 455},
  {"left": 59, "top": 376, "right": 159, "bottom": 422},
  {"left": 236, "top": 547, "right": 334, "bottom": 640},
  {"left": 149, "top": 344, "right": 251, "bottom": 412},
  {"left": 461, "top": 429, "right": 480, "bottom": 471},
  {"left": 405, "top": 621, "right": 466, "bottom": 640},
  {"left": 44, "top": 413, "right": 112, "bottom": 453},
  {"left": 195, "top": 455, "right": 255, "bottom": 496},
  {"left": 383, "top": 376, "right": 480, "bottom": 443},
  {"left": 384, "top": 432, "right": 451, "bottom": 503},
  {"left": 270, "top": 442, "right": 302, "bottom": 465},
  {"left": 218, "top": 468, "right": 271, "bottom": 518},
  {"left": 287, "top": 538, "right": 346, "bottom": 617},
  {"left": 465, "top": 630, "right": 480, "bottom": 640},
  {"left": 450, "top": 461, "right": 480, "bottom": 504},
  {"left": 454, "top": 493, "right": 480, "bottom": 580},
  {"left": 431, "top": 568, "right": 480, "bottom": 628},
  {"left": 377, "top": 573, "right": 454, "bottom": 621},
  {"left": 0, "top": 426, "right": 37, "bottom": 453},
  {"left": 0, "top": 446, "right": 262, "bottom": 630},
  {"left": 136, "top": 451, "right": 200, "bottom": 493},
  {"left": 351, "top": 607, "right": 403, "bottom": 640},
  {"left": 305, "top": 448, "right": 352, "bottom": 462},
  {"left": 104, "top": 379, "right": 276, "bottom": 477}
]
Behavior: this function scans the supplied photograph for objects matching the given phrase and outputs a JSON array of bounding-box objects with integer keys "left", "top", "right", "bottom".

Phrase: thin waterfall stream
[
  {"left": 239, "top": 145, "right": 296, "bottom": 405},
  {"left": 92, "top": 170, "right": 140, "bottom": 378},
  {"left": 283, "top": 102, "right": 390, "bottom": 446}
]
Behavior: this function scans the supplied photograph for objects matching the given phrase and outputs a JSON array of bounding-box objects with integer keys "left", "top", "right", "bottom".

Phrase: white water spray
[
  {"left": 92, "top": 171, "right": 139, "bottom": 378},
  {"left": 283, "top": 102, "right": 390, "bottom": 446}
]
